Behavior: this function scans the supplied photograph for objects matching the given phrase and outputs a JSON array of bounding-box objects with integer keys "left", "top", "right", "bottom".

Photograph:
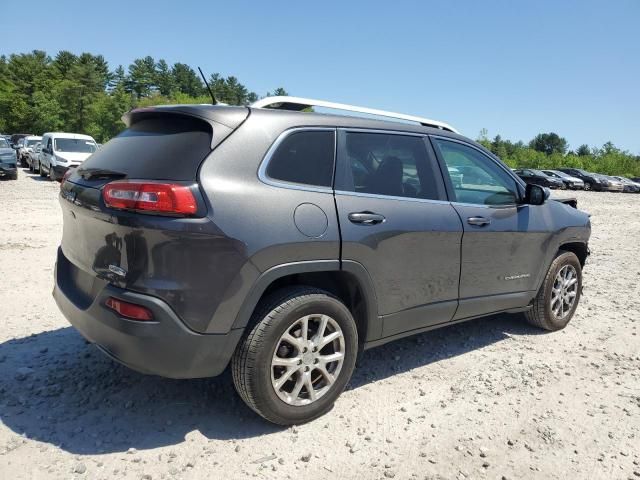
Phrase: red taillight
[
  {"left": 61, "top": 169, "right": 73, "bottom": 188},
  {"left": 105, "top": 297, "right": 154, "bottom": 321},
  {"left": 102, "top": 181, "right": 197, "bottom": 216}
]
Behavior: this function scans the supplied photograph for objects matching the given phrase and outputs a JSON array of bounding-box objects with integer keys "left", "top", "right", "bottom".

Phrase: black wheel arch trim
[{"left": 229, "top": 259, "right": 381, "bottom": 342}]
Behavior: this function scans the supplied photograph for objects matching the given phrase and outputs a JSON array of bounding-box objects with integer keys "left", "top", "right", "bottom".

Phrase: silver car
[{"left": 28, "top": 143, "right": 42, "bottom": 172}]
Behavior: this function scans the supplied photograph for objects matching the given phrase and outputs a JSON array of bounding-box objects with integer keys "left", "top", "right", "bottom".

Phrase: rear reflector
[
  {"left": 103, "top": 181, "right": 197, "bottom": 216},
  {"left": 106, "top": 297, "right": 154, "bottom": 321}
]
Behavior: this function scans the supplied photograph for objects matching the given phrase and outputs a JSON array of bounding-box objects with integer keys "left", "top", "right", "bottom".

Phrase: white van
[{"left": 40, "top": 132, "right": 98, "bottom": 181}]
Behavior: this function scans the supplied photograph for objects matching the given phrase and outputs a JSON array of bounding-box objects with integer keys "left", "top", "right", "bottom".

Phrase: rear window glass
[
  {"left": 266, "top": 130, "right": 335, "bottom": 187},
  {"left": 80, "top": 116, "right": 212, "bottom": 180}
]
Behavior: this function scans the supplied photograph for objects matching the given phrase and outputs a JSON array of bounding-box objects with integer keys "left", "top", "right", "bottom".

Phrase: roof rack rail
[{"left": 250, "top": 96, "right": 459, "bottom": 134}]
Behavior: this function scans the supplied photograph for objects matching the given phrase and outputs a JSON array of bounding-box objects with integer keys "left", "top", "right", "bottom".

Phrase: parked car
[
  {"left": 0, "top": 137, "right": 18, "bottom": 180},
  {"left": 541, "top": 170, "right": 585, "bottom": 190},
  {"left": 9, "top": 133, "right": 31, "bottom": 149},
  {"left": 28, "top": 143, "right": 43, "bottom": 172},
  {"left": 54, "top": 96, "right": 591, "bottom": 425},
  {"left": 557, "top": 168, "right": 606, "bottom": 191},
  {"left": 39, "top": 132, "right": 98, "bottom": 181},
  {"left": 15, "top": 135, "right": 41, "bottom": 167},
  {"left": 596, "top": 174, "right": 624, "bottom": 192},
  {"left": 611, "top": 176, "right": 639, "bottom": 193},
  {"left": 513, "top": 168, "right": 564, "bottom": 189}
]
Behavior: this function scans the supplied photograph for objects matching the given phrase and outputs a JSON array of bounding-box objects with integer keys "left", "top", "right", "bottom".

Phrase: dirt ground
[{"left": 0, "top": 168, "right": 638, "bottom": 480}]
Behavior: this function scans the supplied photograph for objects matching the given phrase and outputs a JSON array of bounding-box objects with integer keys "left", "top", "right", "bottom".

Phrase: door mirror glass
[{"left": 524, "top": 184, "right": 549, "bottom": 205}]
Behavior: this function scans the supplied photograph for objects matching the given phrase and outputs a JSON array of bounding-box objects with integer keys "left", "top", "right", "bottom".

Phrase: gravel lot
[{"left": 0, "top": 168, "right": 638, "bottom": 480}]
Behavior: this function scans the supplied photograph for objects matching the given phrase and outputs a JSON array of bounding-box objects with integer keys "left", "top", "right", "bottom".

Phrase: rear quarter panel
[{"left": 198, "top": 112, "right": 341, "bottom": 333}]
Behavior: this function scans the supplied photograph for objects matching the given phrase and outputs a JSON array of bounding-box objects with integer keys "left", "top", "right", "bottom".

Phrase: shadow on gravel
[
  {"left": 24, "top": 172, "right": 50, "bottom": 182},
  {"left": 0, "top": 315, "right": 542, "bottom": 454}
]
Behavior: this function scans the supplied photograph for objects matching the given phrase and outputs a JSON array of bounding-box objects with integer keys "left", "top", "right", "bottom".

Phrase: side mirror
[{"left": 524, "top": 184, "right": 549, "bottom": 205}]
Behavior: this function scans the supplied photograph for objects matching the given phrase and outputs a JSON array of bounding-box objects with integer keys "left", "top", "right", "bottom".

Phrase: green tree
[
  {"left": 172, "top": 63, "right": 203, "bottom": 97},
  {"left": 576, "top": 144, "right": 591, "bottom": 156},
  {"left": 155, "top": 59, "right": 175, "bottom": 96},
  {"left": 529, "top": 132, "right": 568, "bottom": 156},
  {"left": 127, "top": 56, "right": 157, "bottom": 98}
]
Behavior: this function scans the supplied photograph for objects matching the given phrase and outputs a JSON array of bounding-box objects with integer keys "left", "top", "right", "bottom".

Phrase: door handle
[
  {"left": 467, "top": 216, "right": 491, "bottom": 226},
  {"left": 348, "top": 212, "right": 386, "bottom": 225}
]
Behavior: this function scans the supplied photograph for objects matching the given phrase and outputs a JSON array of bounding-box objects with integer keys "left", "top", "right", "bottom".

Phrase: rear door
[
  {"left": 334, "top": 129, "right": 462, "bottom": 338},
  {"left": 431, "top": 137, "right": 553, "bottom": 319}
]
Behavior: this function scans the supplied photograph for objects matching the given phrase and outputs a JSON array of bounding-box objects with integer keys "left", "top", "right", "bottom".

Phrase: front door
[
  {"left": 431, "top": 137, "right": 553, "bottom": 319},
  {"left": 334, "top": 130, "right": 463, "bottom": 338}
]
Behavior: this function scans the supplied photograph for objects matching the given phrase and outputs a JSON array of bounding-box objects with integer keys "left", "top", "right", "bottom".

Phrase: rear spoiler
[
  {"left": 122, "top": 105, "right": 249, "bottom": 149},
  {"left": 555, "top": 198, "right": 578, "bottom": 209}
]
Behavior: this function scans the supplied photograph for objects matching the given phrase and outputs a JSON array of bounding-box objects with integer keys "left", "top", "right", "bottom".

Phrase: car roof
[
  {"left": 42, "top": 132, "right": 96, "bottom": 140},
  {"left": 125, "top": 103, "right": 488, "bottom": 153}
]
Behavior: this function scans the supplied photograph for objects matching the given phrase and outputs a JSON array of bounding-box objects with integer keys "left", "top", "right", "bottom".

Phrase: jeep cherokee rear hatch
[{"left": 57, "top": 105, "right": 248, "bottom": 333}]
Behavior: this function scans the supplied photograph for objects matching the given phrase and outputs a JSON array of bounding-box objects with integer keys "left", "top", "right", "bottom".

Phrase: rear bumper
[
  {"left": 53, "top": 248, "right": 243, "bottom": 379},
  {"left": 0, "top": 164, "right": 17, "bottom": 176}
]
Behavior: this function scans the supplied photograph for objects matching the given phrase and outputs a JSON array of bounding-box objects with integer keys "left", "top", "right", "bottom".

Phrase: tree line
[
  {"left": 0, "top": 50, "right": 288, "bottom": 142},
  {"left": 1, "top": 50, "right": 638, "bottom": 177},
  {"left": 477, "top": 130, "right": 640, "bottom": 178}
]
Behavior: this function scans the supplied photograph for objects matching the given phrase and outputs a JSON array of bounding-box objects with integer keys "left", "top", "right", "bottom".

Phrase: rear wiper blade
[{"left": 79, "top": 168, "right": 126, "bottom": 180}]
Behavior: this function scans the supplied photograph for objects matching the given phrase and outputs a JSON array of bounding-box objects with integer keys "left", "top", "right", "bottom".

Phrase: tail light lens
[
  {"left": 106, "top": 297, "right": 154, "bottom": 321},
  {"left": 61, "top": 169, "right": 73, "bottom": 188},
  {"left": 102, "top": 181, "right": 198, "bottom": 216}
]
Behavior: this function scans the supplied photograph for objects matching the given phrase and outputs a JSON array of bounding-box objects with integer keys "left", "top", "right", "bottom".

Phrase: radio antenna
[{"left": 198, "top": 66, "right": 217, "bottom": 105}]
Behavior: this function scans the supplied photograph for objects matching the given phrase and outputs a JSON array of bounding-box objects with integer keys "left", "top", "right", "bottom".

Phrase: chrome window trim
[
  {"left": 333, "top": 189, "right": 451, "bottom": 206},
  {"left": 257, "top": 127, "right": 337, "bottom": 194},
  {"left": 338, "top": 127, "right": 427, "bottom": 137}
]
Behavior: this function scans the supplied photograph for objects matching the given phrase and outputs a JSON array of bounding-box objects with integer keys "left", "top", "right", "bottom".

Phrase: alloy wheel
[
  {"left": 550, "top": 264, "right": 578, "bottom": 319},
  {"left": 271, "top": 314, "right": 345, "bottom": 406}
]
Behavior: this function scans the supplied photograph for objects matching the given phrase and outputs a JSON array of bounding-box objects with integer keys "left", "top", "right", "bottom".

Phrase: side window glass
[
  {"left": 47, "top": 139, "right": 52, "bottom": 150},
  {"left": 433, "top": 139, "right": 518, "bottom": 206},
  {"left": 266, "top": 130, "right": 335, "bottom": 187},
  {"left": 341, "top": 132, "right": 440, "bottom": 200}
]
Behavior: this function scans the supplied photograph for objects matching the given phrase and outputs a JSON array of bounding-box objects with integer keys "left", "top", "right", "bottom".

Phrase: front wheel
[
  {"left": 584, "top": 182, "right": 592, "bottom": 191},
  {"left": 39, "top": 164, "right": 48, "bottom": 178},
  {"left": 525, "top": 251, "right": 582, "bottom": 331},
  {"left": 232, "top": 287, "right": 358, "bottom": 425}
]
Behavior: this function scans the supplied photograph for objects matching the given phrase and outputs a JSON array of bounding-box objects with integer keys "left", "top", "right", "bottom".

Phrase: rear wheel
[
  {"left": 232, "top": 287, "right": 358, "bottom": 425},
  {"left": 525, "top": 251, "right": 582, "bottom": 331},
  {"left": 584, "top": 182, "right": 592, "bottom": 191}
]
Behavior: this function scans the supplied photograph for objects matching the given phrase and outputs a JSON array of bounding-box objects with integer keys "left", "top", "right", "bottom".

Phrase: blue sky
[{"left": 2, "top": 0, "right": 639, "bottom": 152}]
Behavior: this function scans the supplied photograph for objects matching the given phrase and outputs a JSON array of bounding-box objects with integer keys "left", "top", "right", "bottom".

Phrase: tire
[
  {"left": 39, "top": 164, "right": 48, "bottom": 178},
  {"left": 584, "top": 182, "right": 592, "bottom": 191},
  {"left": 232, "top": 286, "right": 358, "bottom": 425},
  {"left": 525, "top": 251, "right": 582, "bottom": 331},
  {"left": 49, "top": 167, "right": 58, "bottom": 181}
]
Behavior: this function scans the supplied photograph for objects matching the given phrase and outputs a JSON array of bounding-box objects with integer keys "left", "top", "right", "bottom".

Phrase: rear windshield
[{"left": 79, "top": 116, "right": 212, "bottom": 181}]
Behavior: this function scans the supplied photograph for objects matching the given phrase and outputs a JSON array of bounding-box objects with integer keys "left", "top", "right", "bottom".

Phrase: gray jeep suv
[{"left": 54, "top": 98, "right": 590, "bottom": 425}]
